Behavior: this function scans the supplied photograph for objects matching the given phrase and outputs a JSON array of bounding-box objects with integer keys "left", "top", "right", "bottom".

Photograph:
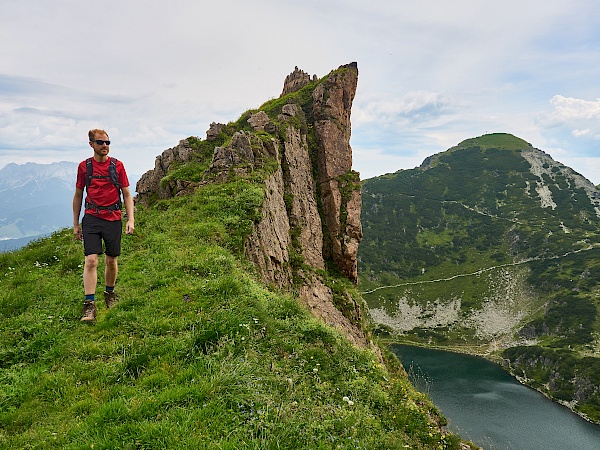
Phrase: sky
[{"left": 1, "top": 0, "right": 600, "bottom": 184}]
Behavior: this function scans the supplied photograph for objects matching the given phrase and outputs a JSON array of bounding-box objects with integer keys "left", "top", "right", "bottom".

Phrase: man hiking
[{"left": 73, "top": 129, "right": 135, "bottom": 321}]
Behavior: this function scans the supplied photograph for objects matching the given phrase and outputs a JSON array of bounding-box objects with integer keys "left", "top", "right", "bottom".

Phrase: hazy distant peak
[{"left": 0, "top": 161, "right": 77, "bottom": 192}]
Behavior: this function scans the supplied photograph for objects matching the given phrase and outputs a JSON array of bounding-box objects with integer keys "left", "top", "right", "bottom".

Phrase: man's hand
[
  {"left": 74, "top": 223, "right": 83, "bottom": 241},
  {"left": 125, "top": 219, "right": 135, "bottom": 235}
]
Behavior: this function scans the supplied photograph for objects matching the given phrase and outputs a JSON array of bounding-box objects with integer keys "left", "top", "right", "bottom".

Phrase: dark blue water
[{"left": 391, "top": 344, "right": 600, "bottom": 450}]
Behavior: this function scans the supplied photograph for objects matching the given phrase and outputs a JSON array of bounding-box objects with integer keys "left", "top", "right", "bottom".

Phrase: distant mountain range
[
  {"left": 0, "top": 161, "right": 139, "bottom": 252},
  {"left": 359, "top": 133, "right": 600, "bottom": 422},
  {"left": 0, "top": 161, "right": 77, "bottom": 251}
]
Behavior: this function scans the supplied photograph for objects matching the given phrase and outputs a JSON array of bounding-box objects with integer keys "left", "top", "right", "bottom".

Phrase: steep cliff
[{"left": 136, "top": 63, "right": 370, "bottom": 349}]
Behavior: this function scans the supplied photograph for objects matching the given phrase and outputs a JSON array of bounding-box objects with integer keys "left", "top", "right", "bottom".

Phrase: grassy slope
[{"left": 0, "top": 177, "right": 468, "bottom": 449}]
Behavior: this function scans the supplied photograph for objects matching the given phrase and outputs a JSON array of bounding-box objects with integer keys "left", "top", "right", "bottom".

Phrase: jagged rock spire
[{"left": 280, "top": 66, "right": 317, "bottom": 97}]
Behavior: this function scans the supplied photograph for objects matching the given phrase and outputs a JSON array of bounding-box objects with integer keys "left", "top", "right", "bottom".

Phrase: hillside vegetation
[
  {"left": 359, "top": 133, "right": 600, "bottom": 422},
  {"left": 0, "top": 107, "right": 470, "bottom": 447}
]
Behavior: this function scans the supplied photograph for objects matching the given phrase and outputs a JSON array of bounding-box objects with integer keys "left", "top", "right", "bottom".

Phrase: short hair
[{"left": 88, "top": 129, "right": 109, "bottom": 141}]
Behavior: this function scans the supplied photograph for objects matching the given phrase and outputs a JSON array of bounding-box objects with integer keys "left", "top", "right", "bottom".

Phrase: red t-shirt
[{"left": 76, "top": 157, "right": 130, "bottom": 221}]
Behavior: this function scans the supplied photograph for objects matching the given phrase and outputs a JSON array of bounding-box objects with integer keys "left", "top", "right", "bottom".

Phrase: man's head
[{"left": 88, "top": 129, "right": 110, "bottom": 159}]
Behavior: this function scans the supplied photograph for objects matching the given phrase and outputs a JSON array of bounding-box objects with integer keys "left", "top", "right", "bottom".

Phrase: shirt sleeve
[
  {"left": 75, "top": 161, "right": 86, "bottom": 190},
  {"left": 118, "top": 160, "right": 130, "bottom": 188}
]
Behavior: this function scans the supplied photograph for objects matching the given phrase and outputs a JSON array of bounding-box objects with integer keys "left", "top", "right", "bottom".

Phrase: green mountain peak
[
  {"left": 360, "top": 134, "right": 600, "bottom": 423},
  {"left": 420, "top": 132, "right": 534, "bottom": 172},
  {"left": 455, "top": 133, "right": 532, "bottom": 151}
]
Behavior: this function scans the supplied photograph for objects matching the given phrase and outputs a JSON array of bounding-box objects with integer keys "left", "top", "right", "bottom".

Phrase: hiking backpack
[{"left": 84, "top": 157, "right": 123, "bottom": 211}]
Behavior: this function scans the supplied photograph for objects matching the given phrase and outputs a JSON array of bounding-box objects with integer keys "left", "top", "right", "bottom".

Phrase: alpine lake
[{"left": 391, "top": 345, "right": 600, "bottom": 450}]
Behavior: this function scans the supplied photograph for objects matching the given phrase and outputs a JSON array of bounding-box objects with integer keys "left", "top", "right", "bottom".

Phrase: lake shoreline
[
  {"left": 390, "top": 343, "right": 600, "bottom": 450},
  {"left": 385, "top": 338, "right": 600, "bottom": 427}
]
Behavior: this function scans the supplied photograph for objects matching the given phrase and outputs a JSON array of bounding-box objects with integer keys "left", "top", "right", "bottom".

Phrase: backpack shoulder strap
[
  {"left": 85, "top": 157, "right": 93, "bottom": 190},
  {"left": 109, "top": 158, "right": 122, "bottom": 189}
]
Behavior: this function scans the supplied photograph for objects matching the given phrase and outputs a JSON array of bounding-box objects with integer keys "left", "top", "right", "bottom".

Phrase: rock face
[
  {"left": 246, "top": 63, "right": 366, "bottom": 347},
  {"left": 209, "top": 131, "right": 277, "bottom": 178},
  {"left": 280, "top": 66, "right": 317, "bottom": 97},
  {"left": 136, "top": 139, "right": 193, "bottom": 202},
  {"left": 313, "top": 62, "right": 362, "bottom": 282},
  {"left": 136, "top": 63, "right": 371, "bottom": 350},
  {"left": 206, "top": 122, "right": 225, "bottom": 141}
]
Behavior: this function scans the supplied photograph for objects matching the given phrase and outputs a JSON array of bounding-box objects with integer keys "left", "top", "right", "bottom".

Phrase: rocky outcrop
[
  {"left": 244, "top": 164, "right": 293, "bottom": 287},
  {"left": 299, "top": 273, "right": 367, "bottom": 347},
  {"left": 246, "top": 63, "right": 363, "bottom": 283},
  {"left": 209, "top": 131, "right": 277, "bottom": 179},
  {"left": 521, "top": 148, "right": 600, "bottom": 218},
  {"left": 206, "top": 122, "right": 225, "bottom": 141},
  {"left": 280, "top": 66, "right": 317, "bottom": 97},
  {"left": 280, "top": 123, "right": 325, "bottom": 270},
  {"left": 246, "top": 111, "right": 270, "bottom": 131},
  {"left": 135, "top": 63, "right": 371, "bottom": 351},
  {"left": 136, "top": 139, "right": 193, "bottom": 203},
  {"left": 313, "top": 62, "right": 362, "bottom": 282}
]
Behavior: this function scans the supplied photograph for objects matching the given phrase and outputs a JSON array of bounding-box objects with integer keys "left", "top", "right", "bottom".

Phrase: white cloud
[
  {"left": 537, "top": 95, "right": 600, "bottom": 153},
  {"left": 550, "top": 95, "right": 600, "bottom": 120},
  {"left": 360, "top": 91, "right": 451, "bottom": 120},
  {"left": 573, "top": 129, "right": 591, "bottom": 137}
]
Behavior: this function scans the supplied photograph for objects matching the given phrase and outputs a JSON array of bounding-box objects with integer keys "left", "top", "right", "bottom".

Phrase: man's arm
[
  {"left": 122, "top": 186, "right": 135, "bottom": 234},
  {"left": 73, "top": 187, "right": 84, "bottom": 240}
]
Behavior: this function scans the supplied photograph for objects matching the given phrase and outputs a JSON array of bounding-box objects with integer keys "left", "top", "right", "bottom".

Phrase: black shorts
[{"left": 82, "top": 214, "right": 122, "bottom": 257}]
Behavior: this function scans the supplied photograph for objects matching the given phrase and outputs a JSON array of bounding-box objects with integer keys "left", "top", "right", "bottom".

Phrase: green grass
[
  {"left": 0, "top": 181, "right": 468, "bottom": 448},
  {"left": 455, "top": 133, "right": 531, "bottom": 151}
]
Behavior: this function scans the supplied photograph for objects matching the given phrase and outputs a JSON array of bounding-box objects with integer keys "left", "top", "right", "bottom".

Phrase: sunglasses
[{"left": 91, "top": 140, "right": 111, "bottom": 145}]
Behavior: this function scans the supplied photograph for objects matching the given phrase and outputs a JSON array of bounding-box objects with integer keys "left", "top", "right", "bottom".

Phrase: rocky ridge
[{"left": 136, "top": 63, "right": 371, "bottom": 350}]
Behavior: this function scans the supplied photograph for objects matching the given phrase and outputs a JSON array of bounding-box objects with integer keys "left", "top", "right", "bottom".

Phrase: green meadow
[{"left": 0, "top": 178, "right": 468, "bottom": 449}]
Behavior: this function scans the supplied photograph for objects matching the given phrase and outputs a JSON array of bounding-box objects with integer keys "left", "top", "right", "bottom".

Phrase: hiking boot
[
  {"left": 80, "top": 301, "right": 96, "bottom": 322},
  {"left": 104, "top": 291, "right": 117, "bottom": 308}
]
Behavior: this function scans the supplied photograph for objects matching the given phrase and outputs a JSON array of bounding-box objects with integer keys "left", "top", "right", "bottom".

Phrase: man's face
[{"left": 89, "top": 132, "right": 110, "bottom": 158}]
